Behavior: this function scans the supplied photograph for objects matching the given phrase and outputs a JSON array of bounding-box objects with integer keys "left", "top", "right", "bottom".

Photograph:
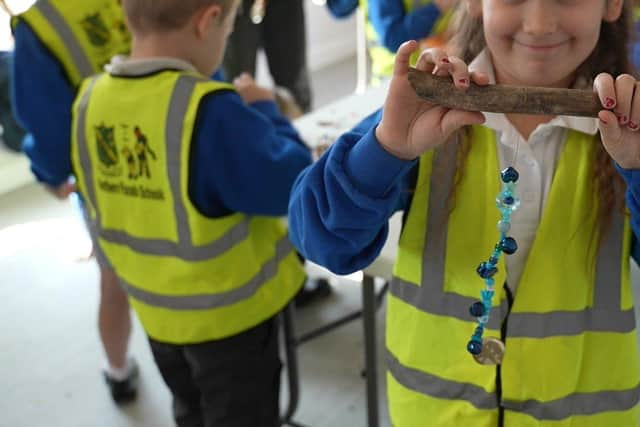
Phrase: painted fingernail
[
  {"left": 605, "top": 97, "right": 616, "bottom": 109},
  {"left": 629, "top": 121, "right": 639, "bottom": 131},
  {"left": 619, "top": 115, "right": 628, "bottom": 125},
  {"left": 459, "top": 78, "right": 469, "bottom": 85},
  {"left": 441, "top": 58, "right": 450, "bottom": 64}
]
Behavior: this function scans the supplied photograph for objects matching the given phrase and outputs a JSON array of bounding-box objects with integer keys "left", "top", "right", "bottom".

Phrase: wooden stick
[{"left": 407, "top": 67, "right": 602, "bottom": 117}]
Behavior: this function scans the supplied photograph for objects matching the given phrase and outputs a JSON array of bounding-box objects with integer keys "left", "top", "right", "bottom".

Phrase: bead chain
[{"left": 466, "top": 166, "right": 520, "bottom": 357}]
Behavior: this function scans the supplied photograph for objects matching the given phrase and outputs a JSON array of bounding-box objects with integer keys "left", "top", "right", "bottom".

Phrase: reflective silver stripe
[
  {"left": 120, "top": 236, "right": 295, "bottom": 310},
  {"left": 166, "top": 75, "right": 196, "bottom": 250},
  {"left": 391, "top": 276, "right": 506, "bottom": 330},
  {"left": 99, "top": 220, "right": 250, "bottom": 262},
  {"left": 386, "top": 348, "right": 498, "bottom": 410},
  {"left": 35, "top": 0, "right": 93, "bottom": 77},
  {"left": 507, "top": 308, "right": 635, "bottom": 338},
  {"left": 75, "top": 74, "right": 251, "bottom": 261},
  {"left": 75, "top": 76, "right": 100, "bottom": 221},
  {"left": 594, "top": 206, "right": 624, "bottom": 310},
  {"left": 503, "top": 384, "right": 640, "bottom": 421},
  {"left": 388, "top": 343, "right": 640, "bottom": 419},
  {"left": 391, "top": 138, "right": 632, "bottom": 337}
]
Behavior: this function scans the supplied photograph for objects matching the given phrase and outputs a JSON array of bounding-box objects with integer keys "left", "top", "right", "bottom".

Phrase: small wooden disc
[{"left": 473, "top": 337, "right": 505, "bottom": 365}]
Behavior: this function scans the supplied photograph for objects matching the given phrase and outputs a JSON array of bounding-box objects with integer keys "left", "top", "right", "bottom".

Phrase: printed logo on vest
[
  {"left": 95, "top": 123, "right": 122, "bottom": 177},
  {"left": 80, "top": 12, "right": 111, "bottom": 47},
  {"left": 96, "top": 124, "right": 164, "bottom": 201}
]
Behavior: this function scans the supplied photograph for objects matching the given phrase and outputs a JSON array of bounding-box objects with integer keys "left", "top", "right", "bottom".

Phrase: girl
[{"left": 289, "top": 0, "right": 640, "bottom": 425}]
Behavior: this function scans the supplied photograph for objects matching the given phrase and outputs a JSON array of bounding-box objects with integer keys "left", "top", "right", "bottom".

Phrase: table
[{"left": 284, "top": 85, "right": 401, "bottom": 427}]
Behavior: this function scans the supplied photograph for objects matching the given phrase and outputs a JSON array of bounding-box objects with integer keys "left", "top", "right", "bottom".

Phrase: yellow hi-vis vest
[
  {"left": 388, "top": 126, "right": 639, "bottom": 426},
  {"left": 70, "top": 70, "right": 305, "bottom": 344},
  {"left": 359, "top": 0, "right": 451, "bottom": 84},
  {"left": 13, "top": 0, "right": 130, "bottom": 86}
]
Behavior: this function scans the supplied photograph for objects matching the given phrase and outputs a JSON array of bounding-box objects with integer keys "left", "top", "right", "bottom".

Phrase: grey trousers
[
  {"left": 148, "top": 316, "right": 281, "bottom": 427},
  {"left": 222, "top": 0, "right": 312, "bottom": 112}
]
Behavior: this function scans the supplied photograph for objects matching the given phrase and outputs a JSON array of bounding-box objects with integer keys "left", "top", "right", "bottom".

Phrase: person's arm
[
  {"left": 288, "top": 109, "right": 417, "bottom": 274},
  {"left": 616, "top": 165, "right": 640, "bottom": 265},
  {"left": 12, "top": 21, "right": 75, "bottom": 187},
  {"left": 189, "top": 91, "right": 312, "bottom": 218},
  {"left": 368, "top": 0, "right": 442, "bottom": 53}
]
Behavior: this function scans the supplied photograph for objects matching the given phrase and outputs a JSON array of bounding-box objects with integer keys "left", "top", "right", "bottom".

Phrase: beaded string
[{"left": 466, "top": 165, "right": 520, "bottom": 360}]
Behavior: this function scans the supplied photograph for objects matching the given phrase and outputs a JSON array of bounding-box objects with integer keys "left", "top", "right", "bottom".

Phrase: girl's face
[{"left": 468, "top": 0, "right": 623, "bottom": 87}]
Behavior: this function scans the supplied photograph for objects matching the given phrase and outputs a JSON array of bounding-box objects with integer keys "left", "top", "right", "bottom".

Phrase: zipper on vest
[{"left": 497, "top": 282, "right": 514, "bottom": 427}]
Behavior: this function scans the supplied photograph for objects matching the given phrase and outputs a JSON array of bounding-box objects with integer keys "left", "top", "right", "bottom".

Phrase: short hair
[{"left": 122, "top": 0, "right": 235, "bottom": 34}]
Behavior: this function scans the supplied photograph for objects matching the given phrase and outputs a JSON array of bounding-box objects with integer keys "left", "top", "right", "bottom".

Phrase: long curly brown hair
[{"left": 439, "top": 1, "right": 634, "bottom": 255}]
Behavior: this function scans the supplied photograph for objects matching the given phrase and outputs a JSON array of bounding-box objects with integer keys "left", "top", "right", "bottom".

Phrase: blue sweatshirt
[
  {"left": 368, "top": 0, "right": 443, "bottom": 53},
  {"left": 12, "top": 22, "right": 311, "bottom": 218},
  {"left": 288, "top": 110, "right": 640, "bottom": 274}
]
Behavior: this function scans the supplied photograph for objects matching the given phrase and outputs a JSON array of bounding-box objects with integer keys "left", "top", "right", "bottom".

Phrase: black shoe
[
  {"left": 103, "top": 360, "right": 139, "bottom": 404},
  {"left": 294, "top": 277, "right": 332, "bottom": 308}
]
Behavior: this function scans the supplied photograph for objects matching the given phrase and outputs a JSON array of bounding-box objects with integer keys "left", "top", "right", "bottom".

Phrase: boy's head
[{"left": 122, "top": 0, "right": 240, "bottom": 75}]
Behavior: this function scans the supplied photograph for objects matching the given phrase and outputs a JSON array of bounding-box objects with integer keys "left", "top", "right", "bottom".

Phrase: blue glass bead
[
  {"left": 485, "top": 278, "right": 495, "bottom": 286},
  {"left": 501, "top": 167, "right": 520, "bottom": 183},
  {"left": 478, "top": 315, "right": 490, "bottom": 324},
  {"left": 474, "top": 326, "right": 484, "bottom": 337},
  {"left": 503, "top": 196, "right": 514, "bottom": 205},
  {"left": 481, "top": 289, "right": 495, "bottom": 300},
  {"left": 477, "top": 262, "right": 498, "bottom": 279},
  {"left": 488, "top": 256, "right": 498, "bottom": 266},
  {"left": 500, "top": 237, "right": 518, "bottom": 255},
  {"left": 467, "top": 340, "right": 483, "bottom": 355},
  {"left": 497, "top": 220, "right": 511, "bottom": 233},
  {"left": 469, "top": 301, "right": 485, "bottom": 317}
]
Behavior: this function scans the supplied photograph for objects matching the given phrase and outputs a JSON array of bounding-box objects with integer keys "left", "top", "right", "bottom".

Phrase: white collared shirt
[{"left": 469, "top": 51, "right": 599, "bottom": 292}]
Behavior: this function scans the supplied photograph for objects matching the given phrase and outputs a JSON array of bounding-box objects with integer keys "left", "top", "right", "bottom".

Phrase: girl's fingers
[
  {"left": 470, "top": 71, "right": 490, "bottom": 87},
  {"left": 441, "top": 109, "right": 486, "bottom": 136},
  {"left": 594, "top": 73, "right": 617, "bottom": 110},
  {"left": 628, "top": 81, "right": 640, "bottom": 131},
  {"left": 393, "top": 40, "right": 420, "bottom": 76},
  {"left": 598, "top": 109, "right": 623, "bottom": 150},
  {"left": 446, "top": 56, "right": 471, "bottom": 90},
  {"left": 416, "top": 47, "right": 450, "bottom": 74},
  {"left": 613, "top": 74, "right": 635, "bottom": 126}
]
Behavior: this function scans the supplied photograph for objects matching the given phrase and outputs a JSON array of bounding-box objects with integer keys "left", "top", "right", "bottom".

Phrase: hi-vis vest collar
[{"left": 386, "top": 126, "right": 639, "bottom": 426}]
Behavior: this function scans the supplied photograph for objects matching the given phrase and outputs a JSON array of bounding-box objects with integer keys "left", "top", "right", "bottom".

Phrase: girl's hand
[
  {"left": 375, "top": 41, "right": 488, "bottom": 160},
  {"left": 233, "top": 73, "right": 275, "bottom": 104},
  {"left": 594, "top": 73, "right": 640, "bottom": 169}
]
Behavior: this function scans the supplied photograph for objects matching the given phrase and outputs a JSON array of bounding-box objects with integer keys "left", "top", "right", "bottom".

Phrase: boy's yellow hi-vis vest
[
  {"left": 71, "top": 70, "right": 305, "bottom": 344},
  {"left": 13, "top": 0, "right": 130, "bottom": 85},
  {"left": 359, "top": 0, "right": 451, "bottom": 84},
  {"left": 388, "top": 126, "right": 639, "bottom": 426}
]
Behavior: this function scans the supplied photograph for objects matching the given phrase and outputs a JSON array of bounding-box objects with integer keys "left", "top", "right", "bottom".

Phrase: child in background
[
  {"left": 68, "top": 0, "right": 311, "bottom": 424},
  {"left": 289, "top": 0, "right": 640, "bottom": 425},
  {"left": 8, "top": 0, "right": 138, "bottom": 403},
  {"left": 362, "top": 0, "right": 456, "bottom": 84}
]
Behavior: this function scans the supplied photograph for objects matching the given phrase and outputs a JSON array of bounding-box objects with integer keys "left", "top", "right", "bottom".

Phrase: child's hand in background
[
  {"left": 233, "top": 73, "right": 275, "bottom": 104},
  {"left": 46, "top": 180, "right": 76, "bottom": 199},
  {"left": 375, "top": 41, "right": 487, "bottom": 160},
  {"left": 595, "top": 73, "right": 640, "bottom": 169}
]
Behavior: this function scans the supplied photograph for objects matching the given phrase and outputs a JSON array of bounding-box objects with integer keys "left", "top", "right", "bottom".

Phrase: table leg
[{"left": 362, "top": 274, "right": 379, "bottom": 427}]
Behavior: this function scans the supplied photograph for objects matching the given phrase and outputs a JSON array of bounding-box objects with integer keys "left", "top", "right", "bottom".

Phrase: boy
[
  {"left": 70, "top": 0, "right": 311, "bottom": 425},
  {"left": 10, "top": 0, "right": 138, "bottom": 403}
]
